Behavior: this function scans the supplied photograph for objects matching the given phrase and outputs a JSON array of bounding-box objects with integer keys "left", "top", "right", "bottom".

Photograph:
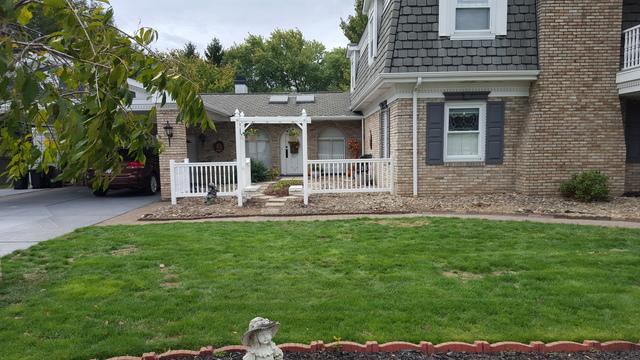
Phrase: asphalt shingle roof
[{"left": 199, "top": 92, "right": 361, "bottom": 118}]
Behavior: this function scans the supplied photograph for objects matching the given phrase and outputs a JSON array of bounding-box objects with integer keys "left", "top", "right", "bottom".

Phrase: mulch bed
[
  {"left": 155, "top": 351, "right": 640, "bottom": 360},
  {"left": 142, "top": 193, "right": 640, "bottom": 222}
]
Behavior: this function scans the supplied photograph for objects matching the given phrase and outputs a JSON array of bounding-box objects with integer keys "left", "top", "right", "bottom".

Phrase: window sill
[
  {"left": 443, "top": 161, "right": 486, "bottom": 167},
  {"left": 449, "top": 33, "right": 496, "bottom": 41}
]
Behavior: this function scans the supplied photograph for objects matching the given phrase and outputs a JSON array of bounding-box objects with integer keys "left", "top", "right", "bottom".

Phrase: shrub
[
  {"left": 560, "top": 171, "right": 610, "bottom": 202},
  {"left": 251, "top": 160, "right": 271, "bottom": 183}
]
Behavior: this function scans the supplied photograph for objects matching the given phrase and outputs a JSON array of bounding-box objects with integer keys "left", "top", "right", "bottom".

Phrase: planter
[
  {"left": 289, "top": 141, "right": 300, "bottom": 154},
  {"left": 29, "top": 169, "right": 47, "bottom": 189},
  {"left": 13, "top": 174, "right": 29, "bottom": 190}
]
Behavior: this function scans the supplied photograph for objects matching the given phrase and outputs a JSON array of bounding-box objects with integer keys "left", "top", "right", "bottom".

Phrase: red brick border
[{"left": 106, "top": 340, "right": 640, "bottom": 360}]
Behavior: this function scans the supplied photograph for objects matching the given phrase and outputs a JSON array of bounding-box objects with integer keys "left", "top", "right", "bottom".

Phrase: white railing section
[
  {"left": 307, "top": 158, "right": 393, "bottom": 194},
  {"left": 170, "top": 159, "right": 239, "bottom": 204},
  {"left": 624, "top": 25, "right": 640, "bottom": 70}
]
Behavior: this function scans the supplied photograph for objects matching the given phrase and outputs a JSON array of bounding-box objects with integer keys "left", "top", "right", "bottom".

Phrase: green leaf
[{"left": 17, "top": 6, "right": 33, "bottom": 25}]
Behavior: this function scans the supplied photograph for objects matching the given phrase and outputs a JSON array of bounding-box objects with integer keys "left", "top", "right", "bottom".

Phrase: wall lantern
[{"left": 163, "top": 121, "right": 174, "bottom": 146}]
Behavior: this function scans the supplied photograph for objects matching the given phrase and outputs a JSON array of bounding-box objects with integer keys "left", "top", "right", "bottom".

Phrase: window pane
[
  {"left": 456, "top": 8, "right": 490, "bottom": 30},
  {"left": 447, "top": 133, "right": 480, "bottom": 156},
  {"left": 449, "top": 108, "right": 480, "bottom": 131}
]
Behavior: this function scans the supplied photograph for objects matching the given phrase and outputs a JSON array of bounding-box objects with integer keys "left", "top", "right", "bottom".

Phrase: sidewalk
[{"left": 0, "top": 188, "right": 50, "bottom": 199}]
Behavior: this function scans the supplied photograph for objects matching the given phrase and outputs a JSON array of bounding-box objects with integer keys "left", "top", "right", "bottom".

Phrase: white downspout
[{"left": 412, "top": 77, "right": 422, "bottom": 197}]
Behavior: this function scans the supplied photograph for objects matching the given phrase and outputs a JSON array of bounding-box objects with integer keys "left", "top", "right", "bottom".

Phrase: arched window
[
  {"left": 245, "top": 129, "right": 271, "bottom": 168},
  {"left": 318, "top": 127, "right": 346, "bottom": 160}
]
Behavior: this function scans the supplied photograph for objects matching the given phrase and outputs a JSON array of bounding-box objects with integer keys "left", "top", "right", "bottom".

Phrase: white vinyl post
[
  {"left": 169, "top": 159, "right": 177, "bottom": 205},
  {"left": 301, "top": 109, "right": 309, "bottom": 206},
  {"left": 233, "top": 109, "right": 245, "bottom": 207}
]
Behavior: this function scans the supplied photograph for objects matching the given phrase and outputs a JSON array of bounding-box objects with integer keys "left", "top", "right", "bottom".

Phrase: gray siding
[
  {"left": 352, "top": 1, "right": 399, "bottom": 104},
  {"left": 390, "top": 0, "right": 538, "bottom": 72}
]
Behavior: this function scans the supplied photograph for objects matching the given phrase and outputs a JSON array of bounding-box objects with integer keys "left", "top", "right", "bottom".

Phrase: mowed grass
[{"left": 1, "top": 218, "right": 639, "bottom": 360}]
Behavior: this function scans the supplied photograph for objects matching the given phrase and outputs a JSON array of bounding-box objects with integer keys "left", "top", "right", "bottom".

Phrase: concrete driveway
[{"left": 0, "top": 187, "right": 159, "bottom": 256}]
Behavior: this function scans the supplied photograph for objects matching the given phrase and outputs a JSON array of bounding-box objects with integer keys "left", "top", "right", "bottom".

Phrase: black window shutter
[
  {"left": 485, "top": 101, "right": 505, "bottom": 165},
  {"left": 627, "top": 104, "right": 640, "bottom": 163},
  {"left": 427, "top": 103, "right": 445, "bottom": 165}
]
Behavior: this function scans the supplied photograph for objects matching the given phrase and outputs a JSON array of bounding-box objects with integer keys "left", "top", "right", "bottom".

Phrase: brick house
[
  {"left": 347, "top": 0, "right": 639, "bottom": 197},
  {"left": 158, "top": 0, "right": 640, "bottom": 201}
]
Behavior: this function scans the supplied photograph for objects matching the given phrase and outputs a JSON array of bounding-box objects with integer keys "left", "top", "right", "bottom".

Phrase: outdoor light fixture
[{"left": 163, "top": 121, "right": 174, "bottom": 146}]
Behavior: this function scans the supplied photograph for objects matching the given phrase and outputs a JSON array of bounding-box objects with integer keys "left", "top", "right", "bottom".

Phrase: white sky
[{"left": 109, "top": 0, "right": 355, "bottom": 54}]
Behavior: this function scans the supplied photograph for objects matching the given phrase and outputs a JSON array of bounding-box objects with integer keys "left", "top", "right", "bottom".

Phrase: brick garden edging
[{"left": 107, "top": 340, "right": 640, "bottom": 360}]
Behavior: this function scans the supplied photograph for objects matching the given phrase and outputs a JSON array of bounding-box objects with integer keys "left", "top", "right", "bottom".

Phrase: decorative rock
[{"left": 242, "top": 317, "right": 283, "bottom": 360}]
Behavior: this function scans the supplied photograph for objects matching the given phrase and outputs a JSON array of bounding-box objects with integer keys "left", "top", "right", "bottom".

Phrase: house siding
[
  {"left": 390, "top": 0, "right": 538, "bottom": 73},
  {"left": 623, "top": 0, "right": 640, "bottom": 30},
  {"left": 516, "top": 0, "right": 627, "bottom": 196},
  {"left": 158, "top": 107, "right": 187, "bottom": 201},
  {"left": 389, "top": 97, "right": 528, "bottom": 196}
]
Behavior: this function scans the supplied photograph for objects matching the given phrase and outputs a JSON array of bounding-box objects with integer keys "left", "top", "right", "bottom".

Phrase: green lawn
[{"left": 1, "top": 218, "right": 639, "bottom": 360}]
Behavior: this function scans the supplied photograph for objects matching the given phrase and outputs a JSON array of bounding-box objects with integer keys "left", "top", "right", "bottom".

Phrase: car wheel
[
  {"left": 144, "top": 174, "right": 159, "bottom": 195},
  {"left": 93, "top": 188, "right": 108, "bottom": 197}
]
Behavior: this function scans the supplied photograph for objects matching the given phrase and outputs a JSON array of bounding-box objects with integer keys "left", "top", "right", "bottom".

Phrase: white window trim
[
  {"left": 439, "top": 0, "right": 508, "bottom": 40},
  {"left": 444, "top": 102, "right": 486, "bottom": 163},
  {"left": 367, "top": 4, "right": 378, "bottom": 65}
]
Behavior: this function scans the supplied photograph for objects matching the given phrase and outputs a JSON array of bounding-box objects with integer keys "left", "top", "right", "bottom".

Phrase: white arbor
[{"left": 231, "top": 109, "right": 311, "bottom": 206}]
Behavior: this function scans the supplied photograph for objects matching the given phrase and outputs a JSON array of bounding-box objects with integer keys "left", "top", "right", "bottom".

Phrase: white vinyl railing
[
  {"left": 307, "top": 158, "right": 393, "bottom": 194},
  {"left": 170, "top": 159, "right": 249, "bottom": 204},
  {"left": 623, "top": 25, "right": 640, "bottom": 70}
]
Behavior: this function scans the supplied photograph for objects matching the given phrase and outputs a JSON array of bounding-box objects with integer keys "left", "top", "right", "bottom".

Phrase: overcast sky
[{"left": 109, "top": 0, "right": 355, "bottom": 54}]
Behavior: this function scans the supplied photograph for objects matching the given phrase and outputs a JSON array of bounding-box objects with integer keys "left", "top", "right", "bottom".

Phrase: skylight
[
  {"left": 296, "top": 95, "right": 315, "bottom": 104},
  {"left": 269, "top": 95, "right": 289, "bottom": 104}
]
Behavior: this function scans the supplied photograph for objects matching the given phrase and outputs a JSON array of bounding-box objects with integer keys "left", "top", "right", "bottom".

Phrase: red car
[{"left": 88, "top": 149, "right": 160, "bottom": 196}]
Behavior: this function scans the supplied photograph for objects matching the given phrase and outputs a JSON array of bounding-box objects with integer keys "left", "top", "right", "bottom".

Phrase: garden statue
[
  {"left": 242, "top": 317, "right": 283, "bottom": 360},
  {"left": 205, "top": 183, "right": 218, "bottom": 205}
]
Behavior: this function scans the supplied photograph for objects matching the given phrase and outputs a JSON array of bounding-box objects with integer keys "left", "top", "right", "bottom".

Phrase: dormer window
[
  {"left": 439, "top": 0, "right": 507, "bottom": 40},
  {"left": 363, "top": 0, "right": 383, "bottom": 65}
]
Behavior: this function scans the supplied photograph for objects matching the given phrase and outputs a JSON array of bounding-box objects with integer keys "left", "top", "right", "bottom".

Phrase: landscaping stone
[
  {"left": 144, "top": 351, "right": 640, "bottom": 360},
  {"left": 142, "top": 193, "right": 640, "bottom": 222}
]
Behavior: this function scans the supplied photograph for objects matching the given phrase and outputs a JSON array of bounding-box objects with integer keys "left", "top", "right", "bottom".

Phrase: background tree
[
  {"left": 340, "top": 0, "right": 368, "bottom": 43},
  {"left": 182, "top": 41, "right": 198, "bottom": 59},
  {"left": 223, "top": 29, "right": 349, "bottom": 93},
  {"left": 321, "top": 47, "right": 350, "bottom": 91},
  {"left": 1, "top": 0, "right": 210, "bottom": 190},
  {"left": 204, "top": 37, "right": 224, "bottom": 66}
]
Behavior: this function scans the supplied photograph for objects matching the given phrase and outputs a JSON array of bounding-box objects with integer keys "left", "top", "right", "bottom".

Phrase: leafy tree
[
  {"left": 224, "top": 29, "right": 348, "bottom": 93},
  {"left": 321, "top": 47, "right": 350, "bottom": 91},
  {"left": 182, "top": 41, "right": 198, "bottom": 59},
  {"left": 1, "top": 0, "right": 211, "bottom": 190},
  {"left": 164, "top": 52, "right": 234, "bottom": 93},
  {"left": 204, "top": 37, "right": 224, "bottom": 66},
  {"left": 340, "top": 0, "right": 368, "bottom": 43}
]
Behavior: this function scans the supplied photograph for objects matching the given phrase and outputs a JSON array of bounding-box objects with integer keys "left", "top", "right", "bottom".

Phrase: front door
[{"left": 280, "top": 129, "right": 303, "bottom": 175}]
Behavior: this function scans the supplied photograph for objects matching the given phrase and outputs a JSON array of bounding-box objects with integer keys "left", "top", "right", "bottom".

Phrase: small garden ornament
[
  {"left": 242, "top": 317, "right": 283, "bottom": 360},
  {"left": 205, "top": 183, "right": 218, "bottom": 205}
]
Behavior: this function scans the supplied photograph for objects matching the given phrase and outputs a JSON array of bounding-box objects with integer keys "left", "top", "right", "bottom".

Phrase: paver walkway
[{"left": 248, "top": 182, "right": 299, "bottom": 215}]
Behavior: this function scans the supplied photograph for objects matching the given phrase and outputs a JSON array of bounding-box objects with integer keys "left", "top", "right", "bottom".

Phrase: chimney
[{"left": 234, "top": 76, "right": 248, "bottom": 94}]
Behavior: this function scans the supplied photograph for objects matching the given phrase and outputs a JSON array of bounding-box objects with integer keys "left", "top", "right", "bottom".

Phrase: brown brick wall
[
  {"left": 516, "top": 0, "right": 627, "bottom": 195},
  {"left": 157, "top": 107, "right": 187, "bottom": 201},
  {"left": 390, "top": 97, "right": 529, "bottom": 196},
  {"left": 364, "top": 111, "right": 382, "bottom": 158}
]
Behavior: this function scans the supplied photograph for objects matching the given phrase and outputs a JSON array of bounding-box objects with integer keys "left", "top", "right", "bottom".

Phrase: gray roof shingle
[{"left": 200, "top": 92, "right": 361, "bottom": 118}]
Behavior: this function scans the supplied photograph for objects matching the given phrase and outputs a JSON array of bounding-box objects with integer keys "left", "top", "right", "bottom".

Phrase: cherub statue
[{"left": 242, "top": 317, "right": 283, "bottom": 360}]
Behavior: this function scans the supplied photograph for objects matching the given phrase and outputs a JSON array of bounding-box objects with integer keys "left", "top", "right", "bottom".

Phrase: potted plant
[
  {"left": 287, "top": 128, "right": 301, "bottom": 154},
  {"left": 243, "top": 128, "right": 259, "bottom": 141},
  {"left": 287, "top": 128, "right": 300, "bottom": 139}
]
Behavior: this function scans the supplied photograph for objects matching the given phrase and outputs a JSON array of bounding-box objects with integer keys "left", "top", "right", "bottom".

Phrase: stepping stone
[
  {"left": 261, "top": 208, "right": 281, "bottom": 215},
  {"left": 268, "top": 198, "right": 288, "bottom": 202}
]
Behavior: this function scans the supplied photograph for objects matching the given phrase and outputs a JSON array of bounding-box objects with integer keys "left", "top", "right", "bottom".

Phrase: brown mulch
[
  {"left": 141, "top": 193, "right": 640, "bottom": 222},
  {"left": 165, "top": 351, "right": 640, "bottom": 360}
]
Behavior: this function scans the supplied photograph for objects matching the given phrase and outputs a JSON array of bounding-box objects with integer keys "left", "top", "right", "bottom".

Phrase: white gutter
[
  {"left": 412, "top": 76, "right": 422, "bottom": 197},
  {"left": 310, "top": 115, "right": 364, "bottom": 121}
]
